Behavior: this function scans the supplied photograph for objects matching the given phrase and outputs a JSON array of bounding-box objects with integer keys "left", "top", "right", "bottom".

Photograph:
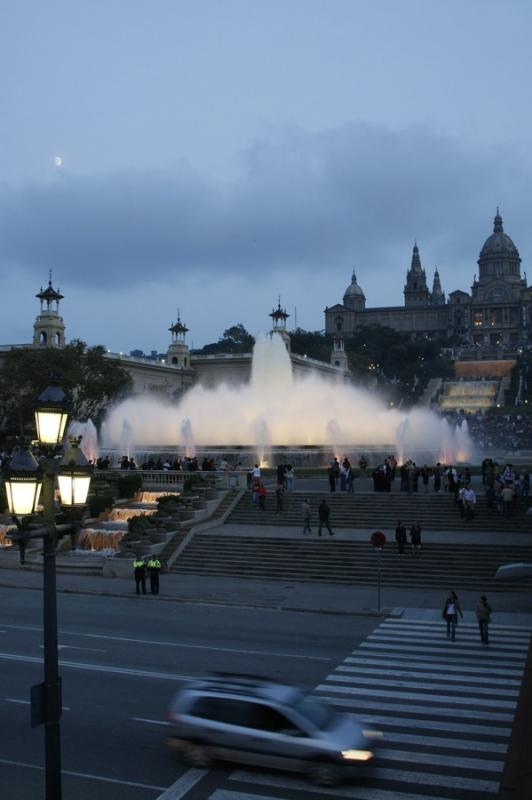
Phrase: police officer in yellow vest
[
  {"left": 147, "top": 555, "right": 161, "bottom": 595},
  {"left": 133, "top": 556, "right": 147, "bottom": 595}
]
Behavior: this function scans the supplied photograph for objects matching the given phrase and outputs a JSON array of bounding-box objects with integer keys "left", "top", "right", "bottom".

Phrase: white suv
[{"left": 167, "top": 673, "right": 378, "bottom": 786}]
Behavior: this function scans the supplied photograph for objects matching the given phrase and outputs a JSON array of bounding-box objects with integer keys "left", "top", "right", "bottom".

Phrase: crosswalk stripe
[
  {"left": 344, "top": 654, "right": 524, "bottom": 674},
  {"left": 360, "top": 641, "right": 527, "bottom": 659},
  {"left": 367, "top": 634, "right": 529, "bottom": 651},
  {"left": 376, "top": 747, "right": 503, "bottom": 771},
  {"left": 317, "top": 695, "right": 514, "bottom": 721},
  {"left": 381, "top": 619, "right": 530, "bottom": 633},
  {"left": 325, "top": 673, "right": 519, "bottom": 696},
  {"left": 336, "top": 664, "right": 522, "bottom": 685},
  {"left": 376, "top": 625, "right": 530, "bottom": 642},
  {"left": 375, "top": 730, "right": 507, "bottom": 752},
  {"left": 358, "top": 714, "right": 511, "bottom": 738},
  {"left": 383, "top": 619, "right": 531, "bottom": 633},
  {"left": 374, "top": 767, "right": 499, "bottom": 792},
  {"left": 316, "top": 683, "right": 516, "bottom": 708},
  {"left": 230, "top": 767, "right": 499, "bottom": 795},
  {"left": 210, "top": 791, "right": 283, "bottom": 800}
]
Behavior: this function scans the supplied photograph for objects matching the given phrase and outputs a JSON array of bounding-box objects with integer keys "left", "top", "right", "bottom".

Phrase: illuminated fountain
[
  {"left": 99, "top": 334, "right": 473, "bottom": 465},
  {"left": 68, "top": 418, "right": 99, "bottom": 462}
]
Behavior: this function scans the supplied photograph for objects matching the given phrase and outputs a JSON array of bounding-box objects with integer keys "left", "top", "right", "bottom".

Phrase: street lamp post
[{"left": 2, "top": 384, "right": 92, "bottom": 800}]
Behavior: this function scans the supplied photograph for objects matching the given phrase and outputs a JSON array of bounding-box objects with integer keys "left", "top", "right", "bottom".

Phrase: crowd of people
[
  {"left": 248, "top": 462, "right": 295, "bottom": 514},
  {"left": 443, "top": 409, "right": 532, "bottom": 451},
  {"left": 95, "top": 454, "right": 231, "bottom": 472},
  {"left": 327, "top": 457, "right": 355, "bottom": 493}
]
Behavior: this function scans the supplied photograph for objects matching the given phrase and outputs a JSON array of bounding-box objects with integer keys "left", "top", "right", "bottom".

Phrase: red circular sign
[{"left": 371, "top": 531, "right": 386, "bottom": 548}]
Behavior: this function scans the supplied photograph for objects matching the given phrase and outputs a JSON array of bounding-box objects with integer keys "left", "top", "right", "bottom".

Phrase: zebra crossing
[{"left": 208, "top": 615, "right": 531, "bottom": 800}]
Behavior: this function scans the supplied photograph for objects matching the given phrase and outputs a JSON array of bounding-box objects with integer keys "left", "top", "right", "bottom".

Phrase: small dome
[
  {"left": 479, "top": 210, "right": 520, "bottom": 259},
  {"left": 344, "top": 271, "right": 365, "bottom": 299}
]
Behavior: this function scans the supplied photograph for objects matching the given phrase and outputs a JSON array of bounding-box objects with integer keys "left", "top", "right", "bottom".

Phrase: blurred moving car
[{"left": 167, "top": 673, "right": 380, "bottom": 786}]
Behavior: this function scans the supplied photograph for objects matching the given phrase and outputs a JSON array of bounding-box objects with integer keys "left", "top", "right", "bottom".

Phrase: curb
[{"left": 0, "top": 579, "right": 398, "bottom": 617}]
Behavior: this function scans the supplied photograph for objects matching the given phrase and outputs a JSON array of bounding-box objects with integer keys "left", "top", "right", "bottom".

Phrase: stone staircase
[
  {"left": 159, "top": 489, "right": 242, "bottom": 570},
  {"left": 227, "top": 491, "right": 532, "bottom": 533},
  {"left": 171, "top": 534, "right": 532, "bottom": 592}
]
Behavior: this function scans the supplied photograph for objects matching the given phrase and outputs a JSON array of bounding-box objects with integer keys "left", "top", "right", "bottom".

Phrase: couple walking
[
  {"left": 302, "top": 498, "right": 334, "bottom": 536},
  {"left": 442, "top": 591, "right": 492, "bottom": 644}
]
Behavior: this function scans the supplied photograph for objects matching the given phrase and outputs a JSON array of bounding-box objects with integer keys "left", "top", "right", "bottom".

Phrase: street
[{"left": 0, "top": 586, "right": 375, "bottom": 799}]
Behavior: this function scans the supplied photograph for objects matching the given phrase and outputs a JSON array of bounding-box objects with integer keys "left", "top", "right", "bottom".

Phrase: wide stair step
[
  {"left": 171, "top": 535, "right": 532, "bottom": 591},
  {"left": 227, "top": 492, "right": 532, "bottom": 533}
]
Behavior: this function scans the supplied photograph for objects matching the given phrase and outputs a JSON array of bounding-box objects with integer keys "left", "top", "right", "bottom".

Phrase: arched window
[
  {"left": 335, "top": 316, "right": 343, "bottom": 332},
  {"left": 172, "top": 356, "right": 178, "bottom": 365},
  {"left": 55, "top": 332, "right": 61, "bottom": 346},
  {"left": 39, "top": 331, "right": 47, "bottom": 345}
]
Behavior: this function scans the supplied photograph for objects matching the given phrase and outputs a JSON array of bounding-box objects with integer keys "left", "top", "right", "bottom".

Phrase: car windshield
[{"left": 291, "top": 693, "right": 335, "bottom": 730}]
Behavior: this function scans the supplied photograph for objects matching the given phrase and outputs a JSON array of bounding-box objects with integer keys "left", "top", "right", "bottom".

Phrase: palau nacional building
[
  {"left": 325, "top": 210, "right": 532, "bottom": 352},
  {"left": 0, "top": 210, "right": 530, "bottom": 410}
]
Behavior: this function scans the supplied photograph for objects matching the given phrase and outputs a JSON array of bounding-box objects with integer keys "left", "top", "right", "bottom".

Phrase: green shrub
[
  {"left": 88, "top": 494, "right": 114, "bottom": 518},
  {"left": 157, "top": 493, "right": 181, "bottom": 507},
  {"left": 127, "top": 514, "right": 153, "bottom": 533},
  {"left": 184, "top": 475, "right": 206, "bottom": 492},
  {"left": 117, "top": 474, "right": 142, "bottom": 498}
]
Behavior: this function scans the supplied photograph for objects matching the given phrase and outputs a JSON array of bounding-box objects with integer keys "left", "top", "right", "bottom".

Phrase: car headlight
[{"left": 341, "top": 749, "right": 374, "bottom": 761}]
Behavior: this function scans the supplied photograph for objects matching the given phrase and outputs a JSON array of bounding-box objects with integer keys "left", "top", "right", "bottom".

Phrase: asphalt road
[{"left": 0, "top": 586, "right": 376, "bottom": 799}]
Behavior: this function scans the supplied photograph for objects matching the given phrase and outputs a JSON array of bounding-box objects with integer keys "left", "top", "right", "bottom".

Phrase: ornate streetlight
[
  {"left": 34, "top": 383, "right": 70, "bottom": 446},
  {"left": 2, "top": 383, "right": 92, "bottom": 800}
]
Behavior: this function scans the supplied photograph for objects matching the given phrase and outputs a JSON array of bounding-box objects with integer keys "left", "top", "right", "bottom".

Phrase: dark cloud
[{"left": 0, "top": 122, "right": 529, "bottom": 292}]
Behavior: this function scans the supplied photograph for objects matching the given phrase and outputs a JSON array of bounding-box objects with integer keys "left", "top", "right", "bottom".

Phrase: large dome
[
  {"left": 479, "top": 211, "right": 520, "bottom": 259},
  {"left": 344, "top": 271, "right": 365, "bottom": 298}
]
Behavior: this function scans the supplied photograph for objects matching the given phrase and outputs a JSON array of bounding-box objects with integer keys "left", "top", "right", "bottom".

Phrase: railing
[{"left": 94, "top": 468, "right": 247, "bottom": 488}]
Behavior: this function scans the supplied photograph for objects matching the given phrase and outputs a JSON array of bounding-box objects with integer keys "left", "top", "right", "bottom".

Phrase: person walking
[
  {"left": 257, "top": 481, "right": 267, "bottom": 511},
  {"left": 433, "top": 462, "right": 442, "bottom": 493},
  {"left": 147, "top": 554, "right": 161, "bottom": 595},
  {"left": 463, "top": 485, "right": 476, "bottom": 520},
  {"left": 476, "top": 595, "right": 492, "bottom": 645},
  {"left": 502, "top": 483, "right": 514, "bottom": 516},
  {"left": 285, "top": 464, "right": 294, "bottom": 492},
  {"left": 346, "top": 464, "right": 355, "bottom": 494},
  {"left": 410, "top": 521, "right": 421, "bottom": 556},
  {"left": 395, "top": 521, "right": 407, "bottom": 555},
  {"left": 275, "top": 483, "right": 284, "bottom": 514},
  {"left": 442, "top": 590, "right": 463, "bottom": 641},
  {"left": 133, "top": 556, "right": 147, "bottom": 595},
  {"left": 318, "top": 499, "right": 334, "bottom": 536},
  {"left": 302, "top": 498, "right": 312, "bottom": 534}
]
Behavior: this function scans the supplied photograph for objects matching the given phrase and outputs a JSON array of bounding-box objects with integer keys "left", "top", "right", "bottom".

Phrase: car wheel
[
  {"left": 182, "top": 744, "right": 213, "bottom": 768},
  {"left": 307, "top": 761, "right": 342, "bottom": 786}
]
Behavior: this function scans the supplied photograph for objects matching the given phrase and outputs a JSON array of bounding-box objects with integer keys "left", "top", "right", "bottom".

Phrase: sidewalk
[{"left": 2, "top": 553, "right": 532, "bottom": 626}]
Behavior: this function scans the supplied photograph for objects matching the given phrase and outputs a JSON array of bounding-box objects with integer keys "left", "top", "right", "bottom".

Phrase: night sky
[{"left": 2, "top": 0, "right": 531, "bottom": 352}]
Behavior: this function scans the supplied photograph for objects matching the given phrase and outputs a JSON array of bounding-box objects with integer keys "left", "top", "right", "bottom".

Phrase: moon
[{"left": 53, "top": 156, "right": 63, "bottom": 167}]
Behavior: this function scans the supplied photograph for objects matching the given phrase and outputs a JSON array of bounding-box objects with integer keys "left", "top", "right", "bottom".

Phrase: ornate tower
[
  {"left": 33, "top": 273, "right": 66, "bottom": 348},
  {"left": 167, "top": 311, "right": 190, "bottom": 368},
  {"left": 330, "top": 335, "right": 349, "bottom": 371},
  {"left": 404, "top": 243, "right": 430, "bottom": 307},
  {"left": 269, "top": 297, "right": 291, "bottom": 352},
  {"left": 430, "top": 268, "right": 446, "bottom": 305},
  {"left": 343, "top": 271, "right": 366, "bottom": 311}
]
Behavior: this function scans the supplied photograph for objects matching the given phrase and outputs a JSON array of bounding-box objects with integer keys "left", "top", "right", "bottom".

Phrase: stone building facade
[
  {"left": 325, "top": 211, "right": 532, "bottom": 348},
  {"left": 0, "top": 285, "right": 344, "bottom": 399}
]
